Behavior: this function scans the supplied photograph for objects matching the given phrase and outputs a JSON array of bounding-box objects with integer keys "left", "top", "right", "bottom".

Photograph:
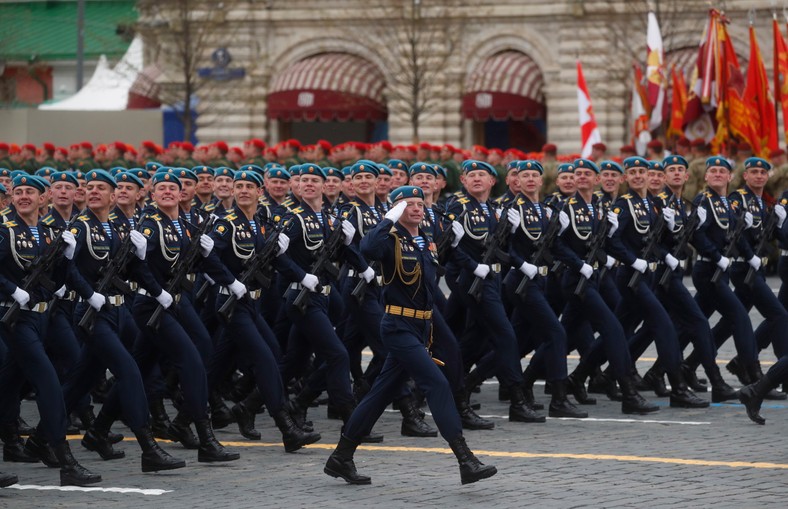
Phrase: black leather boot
[
  {"left": 287, "top": 387, "right": 320, "bottom": 433},
  {"left": 681, "top": 362, "right": 708, "bottom": 393},
  {"left": 0, "top": 470, "right": 17, "bottom": 488},
  {"left": 77, "top": 406, "right": 123, "bottom": 444},
  {"left": 447, "top": 435, "right": 497, "bottom": 485},
  {"left": 464, "top": 369, "right": 485, "bottom": 397},
  {"left": 566, "top": 361, "right": 597, "bottom": 405},
  {"left": 726, "top": 356, "right": 752, "bottom": 385},
  {"left": 619, "top": 375, "right": 659, "bottom": 414},
  {"left": 167, "top": 412, "right": 199, "bottom": 449},
  {"left": 739, "top": 371, "right": 778, "bottom": 425},
  {"left": 748, "top": 362, "right": 787, "bottom": 400},
  {"left": 509, "top": 385, "right": 546, "bottom": 423},
  {"left": 521, "top": 366, "right": 544, "bottom": 410},
  {"left": 705, "top": 364, "right": 738, "bottom": 402},
  {"left": 337, "top": 404, "right": 384, "bottom": 443},
  {"left": 273, "top": 408, "right": 322, "bottom": 452},
  {"left": 587, "top": 366, "right": 607, "bottom": 394},
  {"left": 324, "top": 434, "right": 371, "bottom": 485},
  {"left": 455, "top": 392, "right": 494, "bottom": 430},
  {"left": 1, "top": 421, "right": 38, "bottom": 463},
  {"left": 194, "top": 419, "right": 240, "bottom": 462},
  {"left": 397, "top": 394, "right": 437, "bottom": 437},
  {"left": 643, "top": 365, "right": 670, "bottom": 397},
  {"left": 232, "top": 402, "right": 261, "bottom": 440},
  {"left": 149, "top": 398, "right": 173, "bottom": 440},
  {"left": 209, "top": 391, "right": 235, "bottom": 430},
  {"left": 549, "top": 379, "right": 588, "bottom": 418},
  {"left": 53, "top": 440, "right": 101, "bottom": 486},
  {"left": 667, "top": 370, "right": 709, "bottom": 408},
  {"left": 81, "top": 428, "right": 125, "bottom": 461},
  {"left": 498, "top": 384, "right": 510, "bottom": 401},
  {"left": 25, "top": 433, "right": 60, "bottom": 467},
  {"left": 134, "top": 426, "right": 186, "bottom": 472}
]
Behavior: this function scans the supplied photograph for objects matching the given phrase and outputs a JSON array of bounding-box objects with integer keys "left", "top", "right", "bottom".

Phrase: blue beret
[
  {"left": 462, "top": 160, "right": 497, "bottom": 176},
  {"left": 127, "top": 168, "right": 149, "bottom": 180},
  {"left": 557, "top": 163, "right": 575, "bottom": 174},
  {"left": 433, "top": 164, "right": 447, "bottom": 179},
  {"left": 38, "top": 175, "right": 51, "bottom": 188},
  {"left": 116, "top": 171, "right": 145, "bottom": 188},
  {"left": 73, "top": 170, "right": 85, "bottom": 180},
  {"left": 705, "top": 156, "right": 732, "bottom": 171},
  {"left": 267, "top": 167, "right": 291, "bottom": 180},
  {"left": 573, "top": 158, "right": 600, "bottom": 173},
  {"left": 647, "top": 160, "right": 664, "bottom": 172},
  {"left": 506, "top": 160, "right": 521, "bottom": 172},
  {"left": 744, "top": 157, "right": 771, "bottom": 171},
  {"left": 517, "top": 160, "right": 544, "bottom": 174},
  {"left": 109, "top": 166, "right": 126, "bottom": 176},
  {"left": 599, "top": 160, "right": 624, "bottom": 174},
  {"left": 389, "top": 185, "right": 424, "bottom": 203},
  {"left": 10, "top": 170, "right": 27, "bottom": 180},
  {"left": 378, "top": 165, "right": 393, "bottom": 177},
  {"left": 50, "top": 171, "right": 79, "bottom": 186},
  {"left": 622, "top": 157, "right": 649, "bottom": 170},
  {"left": 323, "top": 167, "right": 343, "bottom": 180},
  {"left": 409, "top": 162, "right": 437, "bottom": 177},
  {"left": 192, "top": 165, "right": 215, "bottom": 176},
  {"left": 145, "top": 161, "right": 164, "bottom": 173},
  {"left": 12, "top": 174, "right": 46, "bottom": 192},
  {"left": 300, "top": 163, "right": 327, "bottom": 180},
  {"left": 151, "top": 171, "right": 181, "bottom": 189},
  {"left": 35, "top": 167, "right": 57, "bottom": 178},
  {"left": 0, "top": 183, "right": 6, "bottom": 194},
  {"left": 341, "top": 166, "right": 353, "bottom": 177},
  {"left": 351, "top": 160, "right": 380, "bottom": 177},
  {"left": 85, "top": 169, "right": 117, "bottom": 188},
  {"left": 388, "top": 159, "right": 408, "bottom": 171},
  {"left": 214, "top": 167, "right": 236, "bottom": 179},
  {"left": 237, "top": 164, "right": 263, "bottom": 176},
  {"left": 662, "top": 155, "right": 688, "bottom": 169},
  {"left": 171, "top": 167, "right": 198, "bottom": 182},
  {"left": 0, "top": 168, "right": 11, "bottom": 177},
  {"left": 154, "top": 166, "right": 172, "bottom": 174},
  {"left": 234, "top": 169, "right": 263, "bottom": 187},
  {"left": 263, "top": 162, "right": 284, "bottom": 173}
]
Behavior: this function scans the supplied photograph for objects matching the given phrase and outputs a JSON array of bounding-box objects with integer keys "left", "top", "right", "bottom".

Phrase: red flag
[
  {"left": 646, "top": 11, "right": 667, "bottom": 129},
  {"left": 632, "top": 65, "right": 652, "bottom": 154},
  {"left": 774, "top": 17, "right": 788, "bottom": 145},
  {"left": 576, "top": 60, "right": 602, "bottom": 157},
  {"left": 745, "top": 24, "right": 777, "bottom": 156},
  {"left": 683, "top": 10, "right": 716, "bottom": 142},
  {"left": 666, "top": 66, "right": 687, "bottom": 140}
]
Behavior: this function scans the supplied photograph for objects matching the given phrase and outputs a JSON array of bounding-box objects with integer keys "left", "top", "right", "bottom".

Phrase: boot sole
[
  {"left": 240, "top": 431, "right": 262, "bottom": 441},
  {"left": 711, "top": 392, "right": 739, "bottom": 403},
  {"left": 509, "top": 416, "right": 546, "bottom": 423},
  {"left": 323, "top": 466, "right": 371, "bottom": 485},
  {"left": 461, "top": 422, "right": 495, "bottom": 431},
  {"left": 549, "top": 410, "right": 589, "bottom": 419},
  {"left": 669, "top": 401, "right": 710, "bottom": 409},
  {"left": 4, "top": 452, "right": 39, "bottom": 463},
  {"left": 401, "top": 430, "right": 438, "bottom": 438},
  {"left": 141, "top": 459, "right": 186, "bottom": 473},
  {"left": 60, "top": 473, "right": 102, "bottom": 487},
  {"left": 0, "top": 475, "right": 18, "bottom": 488},
  {"left": 198, "top": 452, "right": 241, "bottom": 462},
  {"left": 284, "top": 433, "right": 322, "bottom": 453},
  {"left": 81, "top": 438, "right": 126, "bottom": 461},
  {"left": 622, "top": 407, "right": 660, "bottom": 415},
  {"left": 461, "top": 466, "right": 497, "bottom": 485}
]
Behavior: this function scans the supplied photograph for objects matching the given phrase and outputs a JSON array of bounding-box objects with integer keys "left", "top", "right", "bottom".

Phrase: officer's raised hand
[
  {"left": 384, "top": 200, "right": 407, "bottom": 223},
  {"left": 450, "top": 221, "right": 464, "bottom": 247},
  {"left": 11, "top": 287, "right": 30, "bottom": 307},
  {"left": 130, "top": 230, "right": 147, "bottom": 260},
  {"left": 156, "top": 289, "right": 174, "bottom": 309},
  {"left": 473, "top": 263, "right": 491, "bottom": 279},
  {"left": 341, "top": 221, "right": 356, "bottom": 246},
  {"left": 199, "top": 234, "right": 214, "bottom": 257},
  {"left": 300, "top": 273, "right": 319, "bottom": 292},
  {"left": 62, "top": 230, "right": 77, "bottom": 260},
  {"left": 276, "top": 234, "right": 290, "bottom": 256},
  {"left": 87, "top": 292, "right": 106, "bottom": 311},
  {"left": 506, "top": 208, "right": 520, "bottom": 232}
]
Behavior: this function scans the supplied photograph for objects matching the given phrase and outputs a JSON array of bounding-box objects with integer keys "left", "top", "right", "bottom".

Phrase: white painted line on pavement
[
  {"left": 7, "top": 484, "right": 172, "bottom": 495},
  {"left": 383, "top": 409, "right": 709, "bottom": 426}
]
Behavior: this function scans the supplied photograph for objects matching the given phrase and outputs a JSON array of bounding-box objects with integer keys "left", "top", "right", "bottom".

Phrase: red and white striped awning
[
  {"left": 268, "top": 53, "right": 387, "bottom": 121},
  {"left": 462, "top": 51, "right": 545, "bottom": 121}
]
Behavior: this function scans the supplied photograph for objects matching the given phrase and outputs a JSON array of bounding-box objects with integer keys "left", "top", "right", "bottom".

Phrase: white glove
[
  {"left": 155, "top": 289, "right": 174, "bottom": 309},
  {"left": 579, "top": 263, "right": 594, "bottom": 279},
  {"left": 360, "top": 267, "right": 375, "bottom": 283},
  {"left": 558, "top": 211, "right": 570, "bottom": 235},
  {"left": 228, "top": 279, "right": 247, "bottom": 299},
  {"left": 473, "top": 264, "right": 491, "bottom": 279},
  {"left": 775, "top": 205, "right": 786, "bottom": 228},
  {"left": 62, "top": 231, "right": 76, "bottom": 260},
  {"left": 716, "top": 256, "right": 730, "bottom": 272},
  {"left": 450, "top": 221, "right": 464, "bottom": 248},
  {"left": 748, "top": 255, "right": 762, "bottom": 271},
  {"left": 11, "top": 287, "right": 30, "bottom": 306},
  {"left": 341, "top": 220, "right": 356, "bottom": 246},
  {"left": 199, "top": 234, "right": 214, "bottom": 257},
  {"left": 495, "top": 208, "right": 503, "bottom": 219},
  {"left": 631, "top": 258, "right": 648, "bottom": 273},
  {"left": 129, "top": 230, "right": 147, "bottom": 260},
  {"left": 664, "top": 253, "right": 679, "bottom": 271},
  {"left": 300, "top": 273, "right": 319, "bottom": 292},
  {"left": 507, "top": 207, "right": 520, "bottom": 232},
  {"left": 696, "top": 207, "right": 707, "bottom": 229},
  {"left": 606, "top": 210, "right": 619, "bottom": 237},
  {"left": 518, "top": 261, "right": 538, "bottom": 279},
  {"left": 662, "top": 207, "right": 676, "bottom": 231},
  {"left": 384, "top": 200, "right": 408, "bottom": 223},
  {"left": 276, "top": 234, "right": 290, "bottom": 256},
  {"left": 744, "top": 211, "right": 754, "bottom": 229},
  {"left": 545, "top": 207, "right": 553, "bottom": 219},
  {"left": 605, "top": 255, "right": 616, "bottom": 269},
  {"left": 87, "top": 292, "right": 106, "bottom": 311},
  {"left": 54, "top": 285, "right": 67, "bottom": 298}
]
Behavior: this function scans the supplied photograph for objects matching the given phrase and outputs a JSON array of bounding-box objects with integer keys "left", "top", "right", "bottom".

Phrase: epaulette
[
  {"left": 703, "top": 191, "right": 713, "bottom": 198},
  {"left": 516, "top": 197, "right": 525, "bottom": 205},
  {"left": 457, "top": 197, "right": 469, "bottom": 204},
  {"left": 291, "top": 207, "right": 304, "bottom": 214},
  {"left": 41, "top": 214, "right": 55, "bottom": 226},
  {"left": 224, "top": 212, "right": 237, "bottom": 221},
  {"left": 108, "top": 212, "right": 118, "bottom": 221},
  {"left": 0, "top": 207, "right": 11, "bottom": 216},
  {"left": 736, "top": 188, "right": 747, "bottom": 195},
  {"left": 77, "top": 214, "right": 91, "bottom": 222},
  {"left": 149, "top": 213, "right": 162, "bottom": 221},
  {"left": 348, "top": 200, "right": 361, "bottom": 207},
  {"left": 593, "top": 190, "right": 603, "bottom": 197},
  {"left": 568, "top": 198, "right": 578, "bottom": 204},
  {"left": 203, "top": 202, "right": 216, "bottom": 212},
  {"left": 657, "top": 192, "right": 669, "bottom": 200},
  {"left": 621, "top": 193, "right": 633, "bottom": 199},
  {"left": 2, "top": 220, "right": 17, "bottom": 228},
  {"left": 282, "top": 198, "right": 293, "bottom": 206}
]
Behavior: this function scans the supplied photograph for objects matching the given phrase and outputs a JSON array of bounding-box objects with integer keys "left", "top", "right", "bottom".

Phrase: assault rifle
[
  {"left": 658, "top": 197, "right": 704, "bottom": 289},
  {"left": 468, "top": 204, "right": 513, "bottom": 303},
  {"left": 574, "top": 203, "right": 611, "bottom": 298},
  {"left": 293, "top": 215, "right": 345, "bottom": 314},
  {"left": 627, "top": 195, "right": 675, "bottom": 291},
  {"left": 711, "top": 207, "right": 748, "bottom": 284},
  {"left": 515, "top": 201, "right": 564, "bottom": 301},
  {"left": 744, "top": 206, "right": 777, "bottom": 287}
]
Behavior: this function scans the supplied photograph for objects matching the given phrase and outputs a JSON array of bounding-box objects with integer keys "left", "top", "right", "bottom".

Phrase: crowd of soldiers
[{"left": 0, "top": 133, "right": 786, "bottom": 488}]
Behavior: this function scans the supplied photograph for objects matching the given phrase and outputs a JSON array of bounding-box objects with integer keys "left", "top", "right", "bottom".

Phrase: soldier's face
[
  {"left": 375, "top": 175, "right": 391, "bottom": 195},
  {"left": 410, "top": 173, "right": 435, "bottom": 195},
  {"left": 116, "top": 182, "right": 141, "bottom": 207},
  {"left": 556, "top": 173, "right": 576, "bottom": 194},
  {"left": 86, "top": 181, "right": 115, "bottom": 210},
  {"left": 464, "top": 170, "right": 492, "bottom": 194},
  {"left": 51, "top": 182, "right": 76, "bottom": 208},
  {"left": 214, "top": 176, "right": 233, "bottom": 200},
  {"left": 705, "top": 166, "right": 732, "bottom": 189},
  {"left": 152, "top": 182, "right": 181, "bottom": 208},
  {"left": 353, "top": 172, "right": 377, "bottom": 196},
  {"left": 573, "top": 169, "right": 599, "bottom": 191},
  {"left": 233, "top": 181, "right": 259, "bottom": 208},
  {"left": 196, "top": 174, "right": 214, "bottom": 194},
  {"left": 75, "top": 179, "right": 87, "bottom": 203},
  {"left": 743, "top": 168, "right": 769, "bottom": 190},
  {"left": 265, "top": 177, "right": 290, "bottom": 200},
  {"left": 506, "top": 170, "right": 521, "bottom": 192},
  {"left": 391, "top": 169, "right": 409, "bottom": 187},
  {"left": 299, "top": 175, "right": 324, "bottom": 201},
  {"left": 625, "top": 167, "right": 648, "bottom": 193},
  {"left": 12, "top": 186, "right": 43, "bottom": 215},
  {"left": 323, "top": 176, "right": 342, "bottom": 197},
  {"left": 664, "top": 165, "right": 688, "bottom": 188},
  {"left": 341, "top": 178, "right": 354, "bottom": 197},
  {"left": 599, "top": 170, "right": 623, "bottom": 193},
  {"left": 647, "top": 170, "right": 666, "bottom": 192},
  {"left": 517, "top": 170, "right": 542, "bottom": 195},
  {"left": 399, "top": 198, "right": 425, "bottom": 228},
  {"left": 180, "top": 179, "right": 197, "bottom": 203}
]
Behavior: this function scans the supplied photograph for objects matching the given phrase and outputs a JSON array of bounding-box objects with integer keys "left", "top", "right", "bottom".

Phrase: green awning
[{"left": 0, "top": 1, "right": 137, "bottom": 62}]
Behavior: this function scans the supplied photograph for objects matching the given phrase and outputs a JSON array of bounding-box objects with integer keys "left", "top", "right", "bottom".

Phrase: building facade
[{"left": 137, "top": 0, "right": 778, "bottom": 152}]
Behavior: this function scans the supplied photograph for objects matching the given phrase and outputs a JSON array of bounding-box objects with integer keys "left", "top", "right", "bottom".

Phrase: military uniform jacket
[
  {"left": 340, "top": 198, "right": 389, "bottom": 274},
  {"left": 508, "top": 194, "right": 552, "bottom": 270},
  {"left": 652, "top": 188, "right": 690, "bottom": 259},
  {"left": 68, "top": 209, "right": 158, "bottom": 300},
  {"left": 109, "top": 206, "right": 139, "bottom": 237},
  {"left": 607, "top": 192, "right": 667, "bottom": 266},
  {"left": 0, "top": 217, "right": 67, "bottom": 302},
  {"left": 593, "top": 190, "right": 616, "bottom": 210},
  {"left": 41, "top": 207, "right": 78, "bottom": 230},
  {"left": 692, "top": 188, "right": 753, "bottom": 263},
  {"left": 544, "top": 191, "right": 572, "bottom": 208},
  {"left": 729, "top": 185, "right": 771, "bottom": 257},
  {"left": 553, "top": 192, "right": 608, "bottom": 273},
  {"left": 360, "top": 218, "right": 438, "bottom": 314},
  {"left": 446, "top": 191, "right": 506, "bottom": 272},
  {"left": 779, "top": 191, "right": 788, "bottom": 250}
]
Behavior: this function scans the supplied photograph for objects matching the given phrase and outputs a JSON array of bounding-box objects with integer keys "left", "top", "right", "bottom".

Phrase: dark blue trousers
[
  {"left": 779, "top": 255, "right": 788, "bottom": 310},
  {"left": 45, "top": 300, "right": 91, "bottom": 411},
  {"left": 340, "top": 278, "right": 387, "bottom": 385}
]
